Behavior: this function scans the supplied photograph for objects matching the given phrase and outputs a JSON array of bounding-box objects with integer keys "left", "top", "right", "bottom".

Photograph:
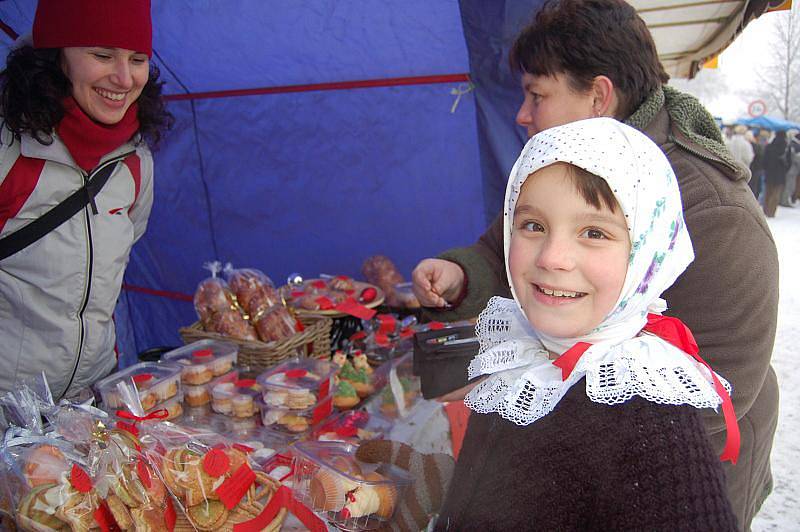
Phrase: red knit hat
[{"left": 33, "top": 0, "right": 152, "bottom": 57}]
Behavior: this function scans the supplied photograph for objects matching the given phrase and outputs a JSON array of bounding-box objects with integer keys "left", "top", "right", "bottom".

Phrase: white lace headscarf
[{"left": 465, "top": 118, "right": 729, "bottom": 426}]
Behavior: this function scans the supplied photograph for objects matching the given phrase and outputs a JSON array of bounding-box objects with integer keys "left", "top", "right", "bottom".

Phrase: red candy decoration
[
  {"left": 285, "top": 369, "right": 307, "bottom": 379},
  {"left": 203, "top": 448, "right": 231, "bottom": 478},
  {"left": 70, "top": 464, "right": 92, "bottom": 493},
  {"left": 359, "top": 287, "right": 377, "bottom": 303}
]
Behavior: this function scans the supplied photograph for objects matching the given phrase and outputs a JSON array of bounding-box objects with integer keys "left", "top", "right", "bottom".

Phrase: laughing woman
[{"left": 0, "top": 0, "right": 172, "bottom": 399}]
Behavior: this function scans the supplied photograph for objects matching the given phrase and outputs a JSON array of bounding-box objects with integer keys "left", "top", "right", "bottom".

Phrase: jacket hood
[{"left": 626, "top": 86, "right": 747, "bottom": 183}]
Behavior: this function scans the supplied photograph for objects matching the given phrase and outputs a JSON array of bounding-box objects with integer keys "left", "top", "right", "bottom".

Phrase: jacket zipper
[
  {"left": 62, "top": 153, "right": 133, "bottom": 398},
  {"left": 668, "top": 133, "right": 740, "bottom": 175}
]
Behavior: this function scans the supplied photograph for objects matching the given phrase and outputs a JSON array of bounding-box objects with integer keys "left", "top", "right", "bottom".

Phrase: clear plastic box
[
  {"left": 256, "top": 357, "right": 336, "bottom": 409},
  {"left": 255, "top": 392, "right": 332, "bottom": 436},
  {"left": 210, "top": 378, "right": 260, "bottom": 418},
  {"left": 314, "top": 411, "right": 393, "bottom": 445},
  {"left": 292, "top": 441, "right": 412, "bottom": 531},
  {"left": 160, "top": 339, "right": 238, "bottom": 385},
  {"left": 95, "top": 362, "right": 182, "bottom": 411},
  {"left": 365, "top": 353, "right": 420, "bottom": 420}
]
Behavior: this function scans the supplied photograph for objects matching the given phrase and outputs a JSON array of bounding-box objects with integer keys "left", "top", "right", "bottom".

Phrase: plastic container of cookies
[
  {"left": 314, "top": 410, "right": 393, "bottom": 445},
  {"left": 292, "top": 441, "right": 412, "bottom": 531},
  {"left": 183, "top": 369, "right": 240, "bottom": 407},
  {"left": 255, "top": 392, "right": 333, "bottom": 436},
  {"left": 256, "top": 357, "right": 337, "bottom": 409},
  {"left": 95, "top": 361, "right": 182, "bottom": 411},
  {"left": 160, "top": 339, "right": 238, "bottom": 385},
  {"left": 210, "top": 378, "right": 260, "bottom": 418}
]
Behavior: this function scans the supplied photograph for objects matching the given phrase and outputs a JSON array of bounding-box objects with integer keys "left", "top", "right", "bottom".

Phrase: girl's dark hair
[
  {"left": 0, "top": 45, "right": 173, "bottom": 148},
  {"left": 564, "top": 163, "right": 619, "bottom": 213},
  {"left": 510, "top": 0, "right": 669, "bottom": 119}
]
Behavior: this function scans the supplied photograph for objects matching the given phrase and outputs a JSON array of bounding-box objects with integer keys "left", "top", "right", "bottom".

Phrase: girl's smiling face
[
  {"left": 61, "top": 47, "right": 149, "bottom": 125},
  {"left": 509, "top": 163, "right": 631, "bottom": 338}
]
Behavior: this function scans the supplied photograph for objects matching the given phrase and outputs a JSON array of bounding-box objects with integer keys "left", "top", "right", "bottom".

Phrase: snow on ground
[{"left": 752, "top": 204, "right": 800, "bottom": 531}]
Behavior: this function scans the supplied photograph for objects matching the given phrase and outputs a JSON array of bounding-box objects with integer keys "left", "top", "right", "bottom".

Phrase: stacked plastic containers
[
  {"left": 255, "top": 357, "right": 337, "bottom": 436},
  {"left": 160, "top": 339, "right": 239, "bottom": 408},
  {"left": 95, "top": 361, "right": 183, "bottom": 418},
  {"left": 292, "top": 441, "right": 412, "bottom": 530}
]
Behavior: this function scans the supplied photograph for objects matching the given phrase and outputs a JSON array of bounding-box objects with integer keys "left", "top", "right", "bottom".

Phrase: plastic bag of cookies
[
  {"left": 136, "top": 423, "right": 290, "bottom": 531},
  {"left": 0, "top": 378, "right": 176, "bottom": 532}
]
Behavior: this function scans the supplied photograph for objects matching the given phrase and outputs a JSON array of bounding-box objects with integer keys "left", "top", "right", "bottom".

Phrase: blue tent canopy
[
  {"left": 734, "top": 115, "right": 800, "bottom": 132},
  {"left": 0, "top": 0, "right": 771, "bottom": 367},
  {"left": 1, "top": 0, "right": 548, "bottom": 365}
]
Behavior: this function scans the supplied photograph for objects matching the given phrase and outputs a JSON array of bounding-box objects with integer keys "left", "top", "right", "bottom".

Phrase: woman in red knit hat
[{"left": 0, "top": 0, "right": 172, "bottom": 400}]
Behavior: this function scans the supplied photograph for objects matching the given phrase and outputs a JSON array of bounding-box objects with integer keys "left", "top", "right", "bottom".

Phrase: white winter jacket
[{"left": 0, "top": 125, "right": 153, "bottom": 399}]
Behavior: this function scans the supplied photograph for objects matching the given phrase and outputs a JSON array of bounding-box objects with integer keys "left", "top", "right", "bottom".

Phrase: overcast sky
[{"left": 672, "top": 9, "right": 789, "bottom": 122}]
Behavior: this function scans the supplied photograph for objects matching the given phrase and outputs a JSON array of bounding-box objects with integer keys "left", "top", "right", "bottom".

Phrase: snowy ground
[{"left": 751, "top": 205, "right": 800, "bottom": 531}]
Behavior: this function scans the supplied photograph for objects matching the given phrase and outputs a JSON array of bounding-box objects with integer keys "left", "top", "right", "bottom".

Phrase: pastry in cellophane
[
  {"left": 193, "top": 262, "right": 258, "bottom": 341},
  {"left": 252, "top": 304, "right": 298, "bottom": 343},
  {"left": 224, "top": 267, "right": 281, "bottom": 317}
]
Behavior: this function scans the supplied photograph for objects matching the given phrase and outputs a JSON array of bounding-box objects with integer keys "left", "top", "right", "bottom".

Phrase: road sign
[{"left": 748, "top": 100, "right": 767, "bottom": 118}]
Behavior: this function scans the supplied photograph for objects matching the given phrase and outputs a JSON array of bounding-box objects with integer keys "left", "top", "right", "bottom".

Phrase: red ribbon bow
[
  {"left": 551, "top": 314, "right": 740, "bottom": 464},
  {"left": 115, "top": 409, "right": 169, "bottom": 437}
]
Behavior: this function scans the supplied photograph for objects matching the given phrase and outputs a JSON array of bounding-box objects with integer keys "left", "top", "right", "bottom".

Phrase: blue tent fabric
[
  {"left": 3, "top": 0, "right": 517, "bottom": 364},
  {"left": 459, "top": 0, "right": 544, "bottom": 222},
  {"left": 735, "top": 115, "right": 800, "bottom": 132}
]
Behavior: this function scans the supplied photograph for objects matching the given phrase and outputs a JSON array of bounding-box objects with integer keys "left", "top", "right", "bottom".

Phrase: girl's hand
[{"left": 411, "top": 259, "right": 465, "bottom": 308}]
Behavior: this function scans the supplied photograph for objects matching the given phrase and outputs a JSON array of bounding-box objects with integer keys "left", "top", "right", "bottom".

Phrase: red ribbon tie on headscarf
[{"left": 644, "top": 313, "right": 740, "bottom": 464}]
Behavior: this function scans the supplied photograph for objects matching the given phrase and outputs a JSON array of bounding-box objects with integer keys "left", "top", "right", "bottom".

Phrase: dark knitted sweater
[{"left": 436, "top": 381, "right": 737, "bottom": 531}]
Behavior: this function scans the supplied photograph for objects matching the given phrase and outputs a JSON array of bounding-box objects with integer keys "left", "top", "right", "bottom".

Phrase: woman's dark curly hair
[{"left": 0, "top": 45, "right": 173, "bottom": 148}]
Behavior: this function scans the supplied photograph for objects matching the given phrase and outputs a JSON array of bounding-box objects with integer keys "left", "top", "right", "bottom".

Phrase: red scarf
[
  {"left": 553, "top": 314, "right": 740, "bottom": 464},
  {"left": 56, "top": 97, "right": 140, "bottom": 171}
]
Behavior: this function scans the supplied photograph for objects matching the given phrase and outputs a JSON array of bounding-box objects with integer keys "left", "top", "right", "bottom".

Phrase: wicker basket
[
  {"left": 179, "top": 315, "right": 332, "bottom": 372},
  {"left": 174, "top": 472, "right": 287, "bottom": 531}
]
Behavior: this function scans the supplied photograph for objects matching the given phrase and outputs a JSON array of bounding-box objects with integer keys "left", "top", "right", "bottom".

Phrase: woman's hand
[{"left": 411, "top": 258, "right": 465, "bottom": 308}]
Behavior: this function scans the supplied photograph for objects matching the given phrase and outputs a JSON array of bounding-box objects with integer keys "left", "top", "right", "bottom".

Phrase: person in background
[
  {"left": 762, "top": 130, "right": 790, "bottom": 217},
  {"left": 412, "top": 0, "right": 778, "bottom": 528},
  {"left": 0, "top": 0, "right": 172, "bottom": 399},
  {"left": 726, "top": 124, "right": 754, "bottom": 174},
  {"left": 436, "top": 117, "right": 738, "bottom": 531},
  {"left": 747, "top": 128, "right": 765, "bottom": 201},
  {"left": 782, "top": 129, "right": 800, "bottom": 206}
]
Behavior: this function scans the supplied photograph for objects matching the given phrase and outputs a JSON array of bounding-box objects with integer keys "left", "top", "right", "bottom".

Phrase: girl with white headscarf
[{"left": 436, "top": 118, "right": 738, "bottom": 531}]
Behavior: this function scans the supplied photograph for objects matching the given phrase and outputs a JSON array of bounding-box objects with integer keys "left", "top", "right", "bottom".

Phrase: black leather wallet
[{"left": 413, "top": 325, "right": 480, "bottom": 399}]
